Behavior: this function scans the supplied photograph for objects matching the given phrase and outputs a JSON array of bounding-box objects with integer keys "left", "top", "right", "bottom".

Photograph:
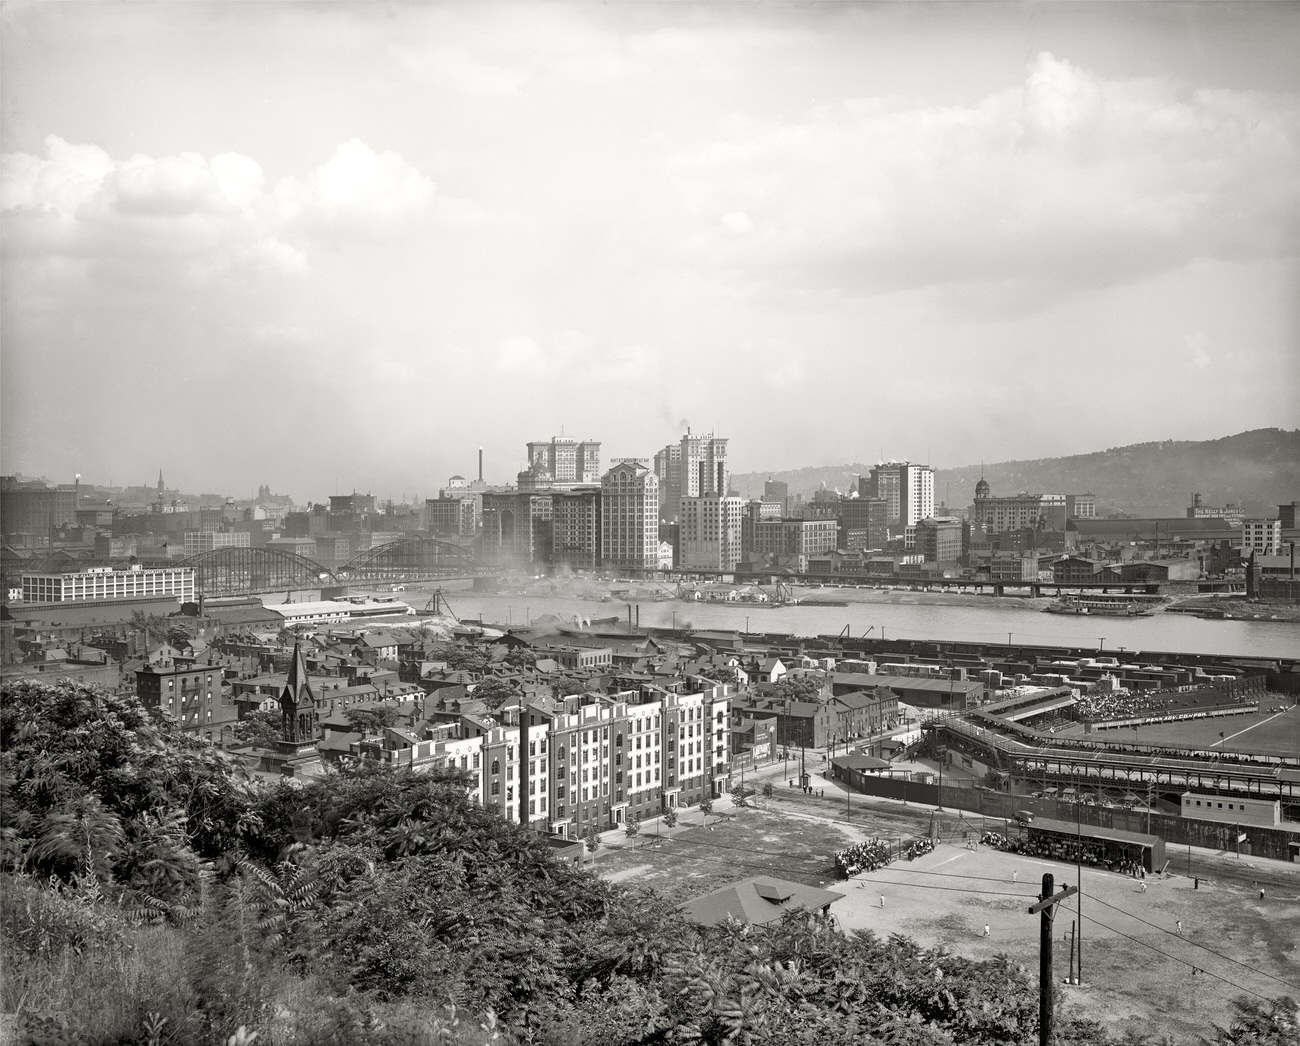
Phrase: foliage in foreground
[{"left": 2, "top": 678, "right": 1296, "bottom": 1046}]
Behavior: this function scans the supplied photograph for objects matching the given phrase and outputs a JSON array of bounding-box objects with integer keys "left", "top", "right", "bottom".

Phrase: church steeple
[
  {"left": 279, "top": 641, "right": 318, "bottom": 744},
  {"left": 157, "top": 469, "right": 165, "bottom": 494}
]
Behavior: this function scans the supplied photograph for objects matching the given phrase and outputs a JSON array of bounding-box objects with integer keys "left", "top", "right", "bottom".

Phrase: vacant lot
[{"left": 593, "top": 798, "right": 1300, "bottom": 1043}]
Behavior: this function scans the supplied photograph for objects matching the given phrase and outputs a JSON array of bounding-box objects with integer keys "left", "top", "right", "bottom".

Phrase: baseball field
[{"left": 594, "top": 795, "right": 1300, "bottom": 1042}]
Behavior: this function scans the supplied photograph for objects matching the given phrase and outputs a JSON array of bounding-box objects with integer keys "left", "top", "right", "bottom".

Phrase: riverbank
[{"left": 1164, "top": 594, "right": 1300, "bottom": 623}]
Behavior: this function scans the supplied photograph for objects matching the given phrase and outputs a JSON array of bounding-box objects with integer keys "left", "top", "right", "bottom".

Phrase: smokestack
[{"left": 478, "top": 446, "right": 483, "bottom": 483}]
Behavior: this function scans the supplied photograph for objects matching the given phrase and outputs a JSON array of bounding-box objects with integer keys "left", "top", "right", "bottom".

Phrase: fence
[{"left": 839, "top": 774, "right": 1298, "bottom": 863}]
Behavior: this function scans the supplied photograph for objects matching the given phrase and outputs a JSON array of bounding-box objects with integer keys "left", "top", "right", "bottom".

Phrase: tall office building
[
  {"left": 656, "top": 430, "right": 729, "bottom": 523},
  {"left": 600, "top": 460, "right": 659, "bottom": 571},
  {"left": 653, "top": 443, "right": 682, "bottom": 523},
  {"left": 551, "top": 488, "right": 602, "bottom": 571},
  {"left": 863, "top": 462, "right": 934, "bottom": 526},
  {"left": 524, "top": 437, "right": 601, "bottom": 488},
  {"left": 481, "top": 492, "right": 554, "bottom": 569},
  {"left": 679, "top": 495, "right": 745, "bottom": 571}
]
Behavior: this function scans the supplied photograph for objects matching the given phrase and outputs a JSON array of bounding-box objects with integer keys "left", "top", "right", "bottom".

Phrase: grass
[{"left": 593, "top": 794, "right": 1300, "bottom": 1044}]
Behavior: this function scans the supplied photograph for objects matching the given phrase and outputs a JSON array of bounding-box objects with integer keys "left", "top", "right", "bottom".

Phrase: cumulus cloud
[
  {"left": 670, "top": 52, "right": 1300, "bottom": 299},
  {"left": 274, "top": 138, "right": 436, "bottom": 234},
  {"left": 1, "top": 135, "right": 435, "bottom": 286}
]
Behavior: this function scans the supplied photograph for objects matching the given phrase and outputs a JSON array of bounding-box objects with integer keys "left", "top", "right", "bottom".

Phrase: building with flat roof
[
  {"left": 183, "top": 530, "right": 251, "bottom": 557},
  {"left": 1241, "top": 518, "right": 1282, "bottom": 556},
  {"left": 601, "top": 460, "right": 659, "bottom": 571},
  {"left": 21, "top": 565, "right": 195, "bottom": 605}
]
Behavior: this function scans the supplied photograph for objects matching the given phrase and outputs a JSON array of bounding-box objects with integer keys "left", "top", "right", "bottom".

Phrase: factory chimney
[{"left": 478, "top": 446, "right": 483, "bottom": 483}]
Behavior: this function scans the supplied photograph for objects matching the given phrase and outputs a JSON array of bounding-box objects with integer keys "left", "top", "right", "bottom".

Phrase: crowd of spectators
[
  {"left": 981, "top": 830, "right": 1146, "bottom": 877},
  {"left": 834, "top": 836, "right": 934, "bottom": 878},
  {"left": 1075, "top": 686, "right": 1251, "bottom": 723}
]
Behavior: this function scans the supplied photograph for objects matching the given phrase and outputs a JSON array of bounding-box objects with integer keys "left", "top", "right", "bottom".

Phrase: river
[{"left": 374, "top": 581, "right": 1298, "bottom": 660}]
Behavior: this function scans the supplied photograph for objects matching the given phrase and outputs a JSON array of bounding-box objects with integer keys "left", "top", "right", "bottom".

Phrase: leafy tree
[
  {"left": 425, "top": 641, "right": 490, "bottom": 675},
  {"left": 663, "top": 806, "right": 679, "bottom": 829},
  {"left": 772, "top": 674, "right": 824, "bottom": 702},
  {"left": 698, "top": 665, "right": 739, "bottom": 686},
  {"left": 343, "top": 705, "right": 399, "bottom": 735},
  {"left": 473, "top": 677, "right": 520, "bottom": 712},
  {"left": 0, "top": 679, "right": 254, "bottom": 904},
  {"left": 503, "top": 646, "right": 537, "bottom": 670},
  {"left": 698, "top": 797, "right": 713, "bottom": 826},
  {"left": 232, "top": 709, "right": 281, "bottom": 749},
  {"left": 584, "top": 826, "right": 600, "bottom": 853},
  {"left": 165, "top": 623, "right": 194, "bottom": 650},
  {"left": 624, "top": 817, "right": 641, "bottom": 838}
]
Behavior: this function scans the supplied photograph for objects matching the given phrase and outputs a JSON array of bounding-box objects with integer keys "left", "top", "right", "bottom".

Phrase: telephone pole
[{"left": 1027, "top": 873, "right": 1078, "bottom": 1046}]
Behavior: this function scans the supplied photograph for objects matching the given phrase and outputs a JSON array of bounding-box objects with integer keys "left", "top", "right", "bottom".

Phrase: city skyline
[{"left": 3, "top": 3, "right": 1298, "bottom": 497}]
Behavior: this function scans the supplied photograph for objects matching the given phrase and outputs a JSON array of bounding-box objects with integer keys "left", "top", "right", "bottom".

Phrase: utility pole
[{"left": 1028, "top": 873, "right": 1078, "bottom": 1046}]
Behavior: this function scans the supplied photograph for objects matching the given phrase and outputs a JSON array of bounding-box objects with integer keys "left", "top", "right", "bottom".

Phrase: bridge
[{"left": 183, "top": 537, "right": 488, "bottom": 597}]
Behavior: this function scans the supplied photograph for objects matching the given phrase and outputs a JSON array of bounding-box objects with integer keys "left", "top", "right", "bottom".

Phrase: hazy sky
[{"left": 3, "top": 2, "right": 1298, "bottom": 503}]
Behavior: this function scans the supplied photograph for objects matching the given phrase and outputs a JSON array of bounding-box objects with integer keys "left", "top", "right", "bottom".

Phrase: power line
[
  {"left": 1080, "top": 888, "right": 1300, "bottom": 994},
  {"left": 1071, "top": 907, "right": 1276, "bottom": 1004}
]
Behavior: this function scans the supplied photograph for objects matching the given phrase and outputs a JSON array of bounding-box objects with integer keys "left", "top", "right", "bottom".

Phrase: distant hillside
[{"left": 733, "top": 428, "right": 1300, "bottom": 518}]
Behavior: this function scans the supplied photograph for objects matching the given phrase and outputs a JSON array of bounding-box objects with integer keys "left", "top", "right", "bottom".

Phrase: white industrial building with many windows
[{"left": 20, "top": 565, "right": 197, "bottom": 605}]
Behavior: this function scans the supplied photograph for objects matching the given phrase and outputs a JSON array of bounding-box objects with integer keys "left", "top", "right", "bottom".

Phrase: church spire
[
  {"left": 157, "top": 469, "right": 165, "bottom": 494},
  {"left": 279, "top": 641, "right": 318, "bottom": 744}
]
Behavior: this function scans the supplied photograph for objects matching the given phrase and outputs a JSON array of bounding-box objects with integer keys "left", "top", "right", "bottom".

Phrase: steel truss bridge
[{"left": 183, "top": 537, "right": 487, "bottom": 597}]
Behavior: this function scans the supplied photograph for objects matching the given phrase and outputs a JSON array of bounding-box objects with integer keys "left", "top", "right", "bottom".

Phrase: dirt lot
[{"left": 593, "top": 798, "right": 1300, "bottom": 1043}]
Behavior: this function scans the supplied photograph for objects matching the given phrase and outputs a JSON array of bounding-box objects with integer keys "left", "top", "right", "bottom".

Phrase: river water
[{"left": 384, "top": 581, "right": 1298, "bottom": 660}]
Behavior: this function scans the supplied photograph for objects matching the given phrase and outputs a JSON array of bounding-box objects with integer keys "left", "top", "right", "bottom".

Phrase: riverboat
[{"left": 1043, "top": 596, "right": 1155, "bottom": 617}]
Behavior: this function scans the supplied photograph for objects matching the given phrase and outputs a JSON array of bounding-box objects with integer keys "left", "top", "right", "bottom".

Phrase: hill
[{"left": 732, "top": 428, "right": 1300, "bottom": 518}]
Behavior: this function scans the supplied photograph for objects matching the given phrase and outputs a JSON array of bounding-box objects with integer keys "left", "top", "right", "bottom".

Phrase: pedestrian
[
  {"left": 1140, "top": 881, "right": 1146, "bottom": 894},
  {"left": 1259, "top": 888, "right": 1265, "bottom": 901},
  {"left": 1176, "top": 920, "right": 1183, "bottom": 935},
  {"left": 983, "top": 924, "right": 990, "bottom": 937},
  {"left": 880, "top": 894, "right": 886, "bottom": 909},
  {"left": 1012, "top": 869, "right": 1018, "bottom": 884}
]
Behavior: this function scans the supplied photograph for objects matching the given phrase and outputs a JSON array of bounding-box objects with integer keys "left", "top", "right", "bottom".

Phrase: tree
[
  {"left": 233, "top": 709, "right": 282, "bottom": 749},
  {"left": 343, "top": 706, "right": 399, "bottom": 735},
  {"left": 165, "top": 623, "right": 193, "bottom": 651},
  {"left": 624, "top": 817, "right": 641, "bottom": 838},
  {"left": 584, "top": 826, "right": 600, "bottom": 853},
  {"left": 0, "top": 679, "right": 253, "bottom": 901},
  {"left": 761, "top": 782, "right": 774, "bottom": 800},
  {"left": 773, "top": 674, "right": 823, "bottom": 702},
  {"left": 698, "top": 665, "right": 739, "bottom": 686},
  {"left": 503, "top": 646, "right": 537, "bottom": 670},
  {"left": 698, "top": 797, "right": 713, "bottom": 826},
  {"left": 472, "top": 677, "right": 519, "bottom": 712},
  {"left": 663, "top": 806, "right": 678, "bottom": 829}
]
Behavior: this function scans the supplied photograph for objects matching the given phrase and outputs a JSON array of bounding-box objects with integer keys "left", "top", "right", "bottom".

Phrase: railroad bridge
[{"left": 183, "top": 537, "right": 487, "bottom": 597}]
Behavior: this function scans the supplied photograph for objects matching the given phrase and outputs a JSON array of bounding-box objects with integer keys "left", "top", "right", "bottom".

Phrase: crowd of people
[
  {"left": 1075, "top": 686, "right": 1250, "bottom": 724},
  {"left": 980, "top": 830, "right": 1147, "bottom": 876},
  {"left": 833, "top": 835, "right": 934, "bottom": 878}
]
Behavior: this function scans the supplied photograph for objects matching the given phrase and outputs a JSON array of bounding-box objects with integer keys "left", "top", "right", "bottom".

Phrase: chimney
[{"left": 478, "top": 446, "right": 483, "bottom": 483}]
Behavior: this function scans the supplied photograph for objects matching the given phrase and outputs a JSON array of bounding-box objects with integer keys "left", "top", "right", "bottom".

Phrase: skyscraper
[
  {"left": 657, "top": 430, "right": 728, "bottom": 523},
  {"left": 864, "top": 462, "right": 934, "bottom": 526},
  {"left": 600, "top": 460, "right": 659, "bottom": 571}
]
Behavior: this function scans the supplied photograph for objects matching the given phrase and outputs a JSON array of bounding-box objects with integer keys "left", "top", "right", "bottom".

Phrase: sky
[{"left": 2, "top": 2, "right": 1298, "bottom": 504}]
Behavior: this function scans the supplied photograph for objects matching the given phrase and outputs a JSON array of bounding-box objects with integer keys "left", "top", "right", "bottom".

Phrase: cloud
[
  {"left": 274, "top": 138, "right": 436, "bottom": 234},
  {"left": 495, "top": 331, "right": 660, "bottom": 386},
  {"left": 669, "top": 52, "right": 1300, "bottom": 300},
  {"left": 1, "top": 135, "right": 436, "bottom": 286}
]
